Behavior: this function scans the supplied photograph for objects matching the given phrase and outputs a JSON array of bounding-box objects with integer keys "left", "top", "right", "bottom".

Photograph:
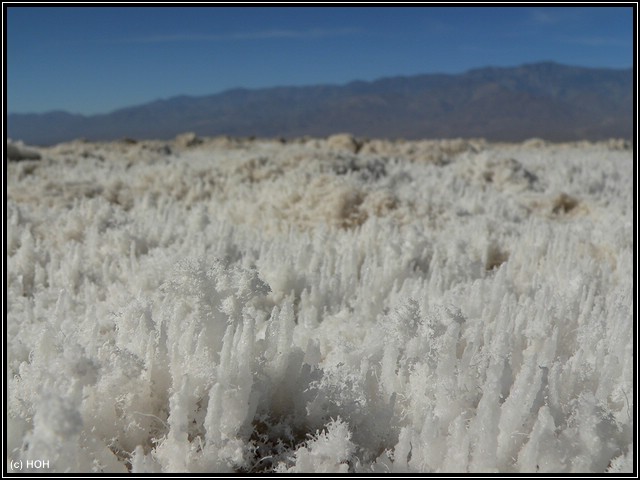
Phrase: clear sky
[{"left": 6, "top": 5, "right": 634, "bottom": 115}]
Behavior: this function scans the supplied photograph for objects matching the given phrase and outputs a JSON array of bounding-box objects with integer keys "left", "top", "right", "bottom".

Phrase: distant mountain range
[{"left": 8, "top": 62, "right": 632, "bottom": 146}]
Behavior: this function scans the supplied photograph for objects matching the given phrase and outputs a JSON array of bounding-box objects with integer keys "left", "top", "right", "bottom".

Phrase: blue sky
[{"left": 6, "top": 5, "right": 634, "bottom": 115}]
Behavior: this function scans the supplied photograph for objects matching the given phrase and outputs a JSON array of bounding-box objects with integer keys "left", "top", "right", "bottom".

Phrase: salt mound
[
  {"left": 6, "top": 137, "right": 633, "bottom": 473},
  {"left": 326, "top": 133, "right": 362, "bottom": 153},
  {"left": 7, "top": 139, "right": 41, "bottom": 161}
]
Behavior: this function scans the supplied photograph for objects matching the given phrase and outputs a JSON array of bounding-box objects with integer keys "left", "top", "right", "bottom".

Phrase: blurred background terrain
[{"left": 8, "top": 62, "right": 632, "bottom": 145}]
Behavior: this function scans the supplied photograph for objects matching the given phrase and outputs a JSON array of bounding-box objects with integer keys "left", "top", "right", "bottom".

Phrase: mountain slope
[{"left": 8, "top": 62, "right": 632, "bottom": 145}]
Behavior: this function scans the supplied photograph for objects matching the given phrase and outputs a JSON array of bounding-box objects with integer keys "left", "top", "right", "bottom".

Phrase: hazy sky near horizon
[{"left": 6, "top": 5, "right": 634, "bottom": 115}]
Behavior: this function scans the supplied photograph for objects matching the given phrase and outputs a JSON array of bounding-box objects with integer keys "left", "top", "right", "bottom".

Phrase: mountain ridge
[{"left": 8, "top": 62, "right": 632, "bottom": 145}]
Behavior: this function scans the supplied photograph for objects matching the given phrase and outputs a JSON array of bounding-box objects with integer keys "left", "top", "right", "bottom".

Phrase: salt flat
[{"left": 6, "top": 135, "right": 634, "bottom": 473}]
